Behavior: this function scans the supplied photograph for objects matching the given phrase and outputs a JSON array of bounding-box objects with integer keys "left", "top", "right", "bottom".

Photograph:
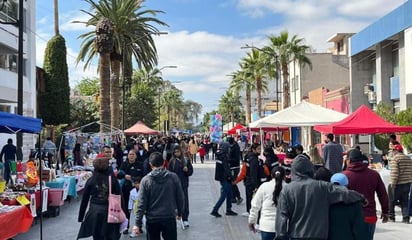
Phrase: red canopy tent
[
  {"left": 227, "top": 123, "right": 245, "bottom": 134},
  {"left": 314, "top": 105, "right": 412, "bottom": 134},
  {"left": 124, "top": 121, "right": 160, "bottom": 135}
]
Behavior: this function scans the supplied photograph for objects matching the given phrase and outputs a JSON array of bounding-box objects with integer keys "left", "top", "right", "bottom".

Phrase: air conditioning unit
[{"left": 368, "top": 91, "right": 376, "bottom": 104}]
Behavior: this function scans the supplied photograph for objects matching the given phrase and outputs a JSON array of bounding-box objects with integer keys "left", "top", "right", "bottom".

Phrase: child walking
[
  {"left": 198, "top": 144, "right": 206, "bottom": 164},
  {"left": 128, "top": 176, "right": 143, "bottom": 238}
]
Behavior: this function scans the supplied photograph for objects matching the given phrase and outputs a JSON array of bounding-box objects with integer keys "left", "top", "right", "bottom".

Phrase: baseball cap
[
  {"left": 393, "top": 144, "right": 403, "bottom": 152},
  {"left": 286, "top": 146, "right": 297, "bottom": 159},
  {"left": 331, "top": 173, "right": 349, "bottom": 186}
]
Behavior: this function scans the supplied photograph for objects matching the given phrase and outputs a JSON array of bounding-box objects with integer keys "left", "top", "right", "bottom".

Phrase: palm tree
[
  {"left": 219, "top": 90, "right": 243, "bottom": 126},
  {"left": 242, "top": 49, "right": 268, "bottom": 118},
  {"left": 75, "top": 0, "right": 167, "bottom": 128},
  {"left": 265, "top": 31, "right": 312, "bottom": 109},
  {"left": 95, "top": 17, "right": 114, "bottom": 132},
  {"left": 162, "top": 87, "right": 184, "bottom": 133},
  {"left": 229, "top": 68, "right": 255, "bottom": 124}
]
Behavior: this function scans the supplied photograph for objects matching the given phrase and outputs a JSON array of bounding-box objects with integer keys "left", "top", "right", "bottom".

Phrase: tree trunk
[
  {"left": 256, "top": 77, "right": 262, "bottom": 118},
  {"left": 53, "top": 0, "right": 59, "bottom": 36},
  {"left": 110, "top": 59, "right": 120, "bottom": 129},
  {"left": 282, "top": 63, "right": 290, "bottom": 109},
  {"left": 99, "top": 53, "right": 111, "bottom": 132},
  {"left": 246, "top": 85, "right": 251, "bottom": 124}
]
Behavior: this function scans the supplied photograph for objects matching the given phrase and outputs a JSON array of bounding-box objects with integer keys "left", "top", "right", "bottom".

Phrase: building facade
[
  {"left": 0, "top": 0, "right": 37, "bottom": 156},
  {"left": 350, "top": 0, "right": 412, "bottom": 113}
]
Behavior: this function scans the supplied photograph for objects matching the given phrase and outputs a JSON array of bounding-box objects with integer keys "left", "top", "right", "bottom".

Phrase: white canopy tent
[
  {"left": 249, "top": 101, "right": 348, "bottom": 149},
  {"left": 249, "top": 101, "right": 348, "bottom": 128}
]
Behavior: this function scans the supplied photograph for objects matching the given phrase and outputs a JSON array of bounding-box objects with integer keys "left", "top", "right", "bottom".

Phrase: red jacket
[
  {"left": 343, "top": 162, "right": 389, "bottom": 221},
  {"left": 198, "top": 147, "right": 206, "bottom": 157}
]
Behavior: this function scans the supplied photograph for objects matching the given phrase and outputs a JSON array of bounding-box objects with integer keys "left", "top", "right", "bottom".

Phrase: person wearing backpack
[{"left": 210, "top": 141, "right": 238, "bottom": 217}]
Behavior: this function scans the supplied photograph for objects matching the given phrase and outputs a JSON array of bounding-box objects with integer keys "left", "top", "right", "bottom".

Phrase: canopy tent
[
  {"left": 314, "top": 105, "right": 412, "bottom": 134},
  {"left": 124, "top": 121, "right": 160, "bottom": 135},
  {"left": 249, "top": 101, "right": 348, "bottom": 128},
  {"left": 222, "top": 121, "right": 237, "bottom": 133},
  {"left": 0, "top": 112, "right": 43, "bottom": 239},
  {"left": 227, "top": 123, "right": 245, "bottom": 134},
  {"left": 0, "top": 111, "right": 42, "bottom": 133}
]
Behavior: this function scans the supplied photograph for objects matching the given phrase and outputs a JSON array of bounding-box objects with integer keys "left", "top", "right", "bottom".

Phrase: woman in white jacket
[{"left": 248, "top": 166, "right": 285, "bottom": 240}]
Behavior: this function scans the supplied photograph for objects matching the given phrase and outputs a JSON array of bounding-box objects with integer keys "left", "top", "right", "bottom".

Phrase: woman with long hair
[
  {"left": 77, "top": 154, "right": 123, "bottom": 240},
  {"left": 309, "top": 146, "right": 324, "bottom": 171},
  {"left": 248, "top": 166, "right": 285, "bottom": 240},
  {"left": 168, "top": 145, "right": 193, "bottom": 227}
]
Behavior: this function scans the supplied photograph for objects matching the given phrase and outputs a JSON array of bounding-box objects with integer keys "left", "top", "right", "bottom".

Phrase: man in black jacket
[
  {"left": 133, "top": 152, "right": 184, "bottom": 240},
  {"left": 228, "top": 137, "right": 243, "bottom": 205},
  {"left": 210, "top": 142, "right": 238, "bottom": 217}
]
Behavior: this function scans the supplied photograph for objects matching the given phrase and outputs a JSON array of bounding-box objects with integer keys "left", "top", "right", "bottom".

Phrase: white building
[{"left": 0, "top": 0, "right": 37, "bottom": 157}]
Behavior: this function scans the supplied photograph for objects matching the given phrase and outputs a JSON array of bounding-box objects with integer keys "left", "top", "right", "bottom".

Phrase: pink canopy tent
[
  {"left": 314, "top": 105, "right": 412, "bottom": 134},
  {"left": 124, "top": 121, "right": 160, "bottom": 135}
]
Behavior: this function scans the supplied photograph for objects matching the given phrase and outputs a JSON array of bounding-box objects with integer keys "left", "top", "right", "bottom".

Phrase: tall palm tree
[
  {"left": 162, "top": 87, "right": 184, "bottom": 132},
  {"left": 242, "top": 49, "right": 268, "bottom": 118},
  {"left": 218, "top": 90, "right": 242, "bottom": 126},
  {"left": 229, "top": 68, "right": 255, "bottom": 124},
  {"left": 265, "top": 31, "right": 312, "bottom": 109},
  {"left": 75, "top": 0, "right": 167, "bottom": 128},
  {"left": 95, "top": 17, "right": 114, "bottom": 132}
]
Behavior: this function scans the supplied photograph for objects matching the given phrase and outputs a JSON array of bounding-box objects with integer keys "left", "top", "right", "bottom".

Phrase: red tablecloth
[{"left": 0, "top": 206, "right": 33, "bottom": 240}]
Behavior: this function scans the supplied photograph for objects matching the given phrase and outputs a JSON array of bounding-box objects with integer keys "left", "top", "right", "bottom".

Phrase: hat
[
  {"left": 393, "top": 144, "right": 403, "bottom": 152},
  {"left": 331, "top": 173, "right": 349, "bottom": 186},
  {"left": 348, "top": 149, "right": 365, "bottom": 162},
  {"left": 286, "top": 146, "right": 297, "bottom": 159}
]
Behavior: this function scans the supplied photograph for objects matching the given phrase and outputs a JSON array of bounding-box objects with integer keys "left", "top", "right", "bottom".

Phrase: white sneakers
[
  {"left": 241, "top": 212, "right": 249, "bottom": 217},
  {"left": 183, "top": 221, "right": 190, "bottom": 228}
]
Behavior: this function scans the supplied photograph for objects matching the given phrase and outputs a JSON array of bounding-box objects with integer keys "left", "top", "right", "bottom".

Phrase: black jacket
[
  {"left": 135, "top": 168, "right": 184, "bottom": 227},
  {"left": 168, "top": 157, "right": 193, "bottom": 188},
  {"left": 214, "top": 149, "right": 232, "bottom": 182},
  {"left": 229, "top": 143, "right": 242, "bottom": 168}
]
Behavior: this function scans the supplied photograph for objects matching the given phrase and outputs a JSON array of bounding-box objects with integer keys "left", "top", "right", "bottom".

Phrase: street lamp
[
  {"left": 241, "top": 44, "right": 281, "bottom": 112},
  {"left": 121, "top": 32, "right": 169, "bottom": 131}
]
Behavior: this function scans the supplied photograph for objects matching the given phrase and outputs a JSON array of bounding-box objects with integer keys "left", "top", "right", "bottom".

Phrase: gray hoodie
[
  {"left": 135, "top": 168, "right": 184, "bottom": 227},
  {"left": 275, "top": 155, "right": 364, "bottom": 239}
]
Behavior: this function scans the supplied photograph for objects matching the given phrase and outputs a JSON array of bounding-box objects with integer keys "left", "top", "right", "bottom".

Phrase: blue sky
[{"left": 35, "top": 0, "right": 406, "bottom": 118}]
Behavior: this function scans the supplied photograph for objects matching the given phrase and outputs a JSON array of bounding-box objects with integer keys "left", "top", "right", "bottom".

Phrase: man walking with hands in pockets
[{"left": 133, "top": 152, "right": 184, "bottom": 240}]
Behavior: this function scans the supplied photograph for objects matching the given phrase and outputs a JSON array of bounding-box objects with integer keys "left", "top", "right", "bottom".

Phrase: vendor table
[
  {"left": 46, "top": 176, "right": 77, "bottom": 198},
  {"left": 0, "top": 206, "right": 33, "bottom": 240},
  {"left": 45, "top": 171, "right": 92, "bottom": 199}
]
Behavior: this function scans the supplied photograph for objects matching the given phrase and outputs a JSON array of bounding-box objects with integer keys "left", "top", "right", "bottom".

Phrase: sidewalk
[{"left": 13, "top": 158, "right": 412, "bottom": 240}]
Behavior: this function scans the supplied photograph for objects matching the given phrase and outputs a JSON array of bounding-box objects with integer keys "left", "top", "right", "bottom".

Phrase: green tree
[
  {"left": 69, "top": 98, "right": 99, "bottom": 132},
  {"left": 229, "top": 68, "right": 255, "bottom": 124},
  {"left": 242, "top": 49, "right": 268, "bottom": 118},
  {"left": 396, "top": 107, "right": 412, "bottom": 152},
  {"left": 265, "top": 31, "right": 312, "bottom": 108},
  {"left": 125, "top": 83, "right": 157, "bottom": 129},
  {"left": 40, "top": 34, "right": 70, "bottom": 125},
  {"left": 218, "top": 90, "right": 244, "bottom": 126},
  {"left": 374, "top": 102, "right": 397, "bottom": 153},
  {"left": 75, "top": 0, "right": 167, "bottom": 128},
  {"left": 75, "top": 77, "right": 100, "bottom": 96}
]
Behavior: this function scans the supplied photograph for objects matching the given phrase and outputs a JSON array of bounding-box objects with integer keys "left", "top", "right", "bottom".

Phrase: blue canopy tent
[
  {"left": 0, "top": 111, "right": 43, "bottom": 239},
  {"left": 0, "top": 111, "right": 42, "bottom": 133}
]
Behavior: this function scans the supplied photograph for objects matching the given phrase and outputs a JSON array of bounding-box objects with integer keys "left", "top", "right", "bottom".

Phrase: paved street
[{"left": 14, "top": 158, "right": 412, "bottom": 240}]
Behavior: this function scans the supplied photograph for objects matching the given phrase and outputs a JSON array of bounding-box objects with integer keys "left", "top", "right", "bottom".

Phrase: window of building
[
  {"left": 392, "top": 44, "right": 399, "bottom": 77},
  {"left": 0, "top": 0, "right": 17, "bottom": 23}
]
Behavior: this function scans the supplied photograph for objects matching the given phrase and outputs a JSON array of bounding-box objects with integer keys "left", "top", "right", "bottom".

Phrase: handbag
[{"left": 107, "top": 175, "right": 126, "bottom": 223}]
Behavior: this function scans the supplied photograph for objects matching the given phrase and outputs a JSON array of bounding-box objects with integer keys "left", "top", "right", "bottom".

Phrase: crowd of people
[{"left": 67, "top": 131, "right": 412, "bottom": 240}]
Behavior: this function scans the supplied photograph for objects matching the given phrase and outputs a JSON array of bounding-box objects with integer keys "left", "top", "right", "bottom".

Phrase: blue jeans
[
  {"left": 364, "top": 223, "right": 376, "bottom": 240},
  {"left": 4, "top": 159, "right": 13, "bottom": 184},
  {"left": 213, "top": 180, "right": 232, "bottom": 212},
  {"left": 261, "top": 231, "right": 276, "bottom": 240}
]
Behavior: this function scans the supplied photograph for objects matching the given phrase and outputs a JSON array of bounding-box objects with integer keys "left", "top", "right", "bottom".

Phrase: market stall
[
  {"left": 0, "top": 205, "right": 33, "bottom": 239},
  {"left": 0, "top": 111, "right": 42, "bottom": 239}
]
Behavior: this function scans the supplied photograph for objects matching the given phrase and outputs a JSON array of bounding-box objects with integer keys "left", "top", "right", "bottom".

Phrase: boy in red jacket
[{"left": 198, "top": 144, "right": 206, "bottom": 164}]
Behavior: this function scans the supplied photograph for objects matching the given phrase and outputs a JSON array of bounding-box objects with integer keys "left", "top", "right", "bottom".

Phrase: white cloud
[{"left": 60, "top": 11, "right": 94, "bottom": 32}]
